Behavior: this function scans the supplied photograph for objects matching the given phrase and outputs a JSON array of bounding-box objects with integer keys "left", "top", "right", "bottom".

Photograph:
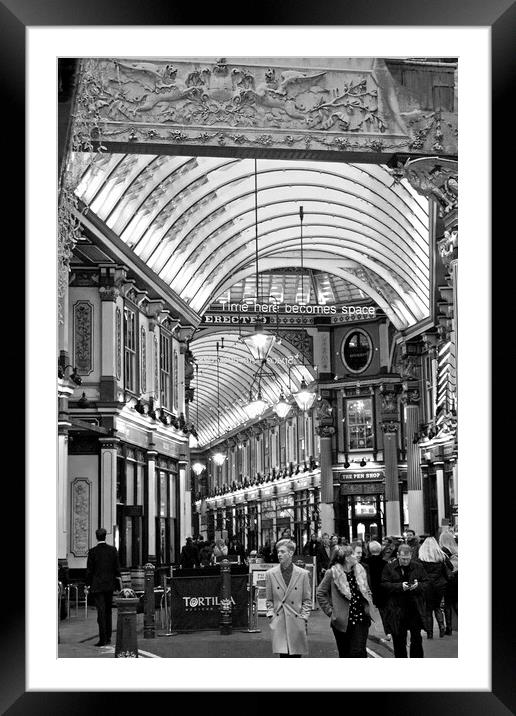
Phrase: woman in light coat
[
  {"left": 418, "top": 536, "right": 450, "bottom": 638},
  {"left": 265, "top": 539, "right": 312, "bottom": 657},
  {"left": 316, "top": 544, "right": 374, "bottom": 657}
]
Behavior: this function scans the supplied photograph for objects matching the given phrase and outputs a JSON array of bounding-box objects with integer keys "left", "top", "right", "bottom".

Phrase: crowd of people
[
  {"left": 311, "top": 528, "right": 458, "bottom": 659},
  {"left": 180, "top": 526, "right": 458, "bottom": 659}
]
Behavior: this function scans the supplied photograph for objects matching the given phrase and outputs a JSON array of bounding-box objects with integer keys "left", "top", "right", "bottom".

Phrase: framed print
[{"left": 5, "top": 0, "right": 509, "bottom": 709}]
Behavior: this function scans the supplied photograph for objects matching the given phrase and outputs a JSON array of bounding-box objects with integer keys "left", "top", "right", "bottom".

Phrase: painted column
[
  {"left": 146, "top": 448, "right": 157, "bottom": 562},
  {"left": 179, "top": 459, "right": 190, "bottom": 546},
  {"left": 99, "top": 437, "right": 119, "bottom": 543},
  {"left": 382, "top": 422, "right": 401, "bottom": 536},
  {"left": 316, "top": 426, "right": 335, "bottom": 536},
  {"left": 256, "top": 500, "right": 262, "bottom": 543},
  {"left": 243, "top": 502, "right": 248, "bottom": 552},
  {"left": 380, "top": 383, "right": 402, "bottom": 536},
  {"left": 57, "top": 426, "right": 70, "bottom": 559},
  {"left": 403, "top": 386, "right": 424, "bottom": 534},
  {"left": 99, "top": 275, "right": 121, "bottom": 403},
  {"left": 434, "top": 461, "right": 446, "bottom": 528}
]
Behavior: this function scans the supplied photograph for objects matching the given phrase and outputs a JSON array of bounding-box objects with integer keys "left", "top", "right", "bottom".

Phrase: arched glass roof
[
  {"left": 74, "top": 152, "right": 430, "bottom": 446},
  {"left": 76, "top": 154, "right": 429, "bottom": 327}
]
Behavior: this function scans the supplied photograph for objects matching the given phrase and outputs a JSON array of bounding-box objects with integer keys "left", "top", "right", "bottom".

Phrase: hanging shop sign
[
  {"left": 337, "top": 471, "right": 384, "bottom": 482},
  {"left": 169, "top": 573, "right": 249, "bottom": 631}
]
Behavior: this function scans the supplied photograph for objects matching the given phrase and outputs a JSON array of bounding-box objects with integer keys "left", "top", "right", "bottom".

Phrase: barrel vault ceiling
[{"left": 74, "top": 153, "right": 430, "bottom": 446}]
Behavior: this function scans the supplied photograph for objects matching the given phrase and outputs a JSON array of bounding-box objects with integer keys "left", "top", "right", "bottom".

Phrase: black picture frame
[{"left": 6, "top": 0, "right": 509, "bottom": 711}]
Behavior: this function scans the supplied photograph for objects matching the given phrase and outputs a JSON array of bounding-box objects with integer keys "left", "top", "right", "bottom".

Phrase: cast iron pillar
[
  {"left": 143, "top": 562, "right": 155, "bottom": 639},
  {"left": 219, "top": 559, "right": 232, "bottom": 635},
  {"left": 115, "top": 589, "right": 139, "bottom": 658}
]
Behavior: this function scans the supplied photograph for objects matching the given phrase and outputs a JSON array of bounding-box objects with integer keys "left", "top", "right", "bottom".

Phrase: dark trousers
[
  {"left": 93, "top": 591, "right": 113, "bottom": 644},
  {"left": 392, "top": 624, "right": 424, "bottom": 658},
  {"left": 331, "top": 622, "right": 369, "bottom": 658}
]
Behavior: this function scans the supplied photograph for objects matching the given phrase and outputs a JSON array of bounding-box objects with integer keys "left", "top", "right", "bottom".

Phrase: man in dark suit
[
  {"left": 86, "top": 528, "right": 121, "bottom": 647},
  {"left": 315, "top": 532, "right": 332, "bottom": 583}
]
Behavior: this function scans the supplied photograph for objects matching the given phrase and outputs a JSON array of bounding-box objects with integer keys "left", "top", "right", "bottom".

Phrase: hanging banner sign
[{"left": 169, "top": 574, "right": 248, "bottom": 631}]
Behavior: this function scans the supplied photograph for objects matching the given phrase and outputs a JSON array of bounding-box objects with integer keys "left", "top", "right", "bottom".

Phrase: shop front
[{"left": 334, "top": 469, "right": 385, "bottom": 542}]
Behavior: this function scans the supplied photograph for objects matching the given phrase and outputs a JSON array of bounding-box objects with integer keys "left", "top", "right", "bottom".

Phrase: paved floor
[{"left": 58, "top": 603, "right": 458, "bottom": 659}]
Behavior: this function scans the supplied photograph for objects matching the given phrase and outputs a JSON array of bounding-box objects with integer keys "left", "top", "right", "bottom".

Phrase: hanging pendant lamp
[
  {"left": 212, "top": 339, "right": 226, "bottom": 465},
  {"left": 273, "top": 391, "right": 292, "bottom": 419},
  {"left": 241, "top": 159, "right": 276, "bottom": 362}
]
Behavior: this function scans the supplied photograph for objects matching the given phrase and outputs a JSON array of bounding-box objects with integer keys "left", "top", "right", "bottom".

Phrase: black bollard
[
  {"left": 143, "top": 563, "right": 155, "bottom": 639},
  {"left": 219, "top": 559, "right": 232, "bottom": 635},
  {"left": 115, "top": 589, "right": 139, "bottom": 657}
]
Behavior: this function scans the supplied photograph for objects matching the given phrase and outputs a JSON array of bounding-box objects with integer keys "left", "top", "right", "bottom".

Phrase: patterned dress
[{"left": 346, "top": 569, "right": 367, "bottom": 625}]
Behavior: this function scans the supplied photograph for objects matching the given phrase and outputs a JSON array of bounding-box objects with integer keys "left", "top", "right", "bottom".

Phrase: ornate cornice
[
  {"left": 402, "top": 157, "right": 458, "bottom": 216},
  {"left": 381, "top": 420, "right": 399, "bottom": 433},
  {"left": 316, "top": 425, "right": 335, "bottom": 438}
]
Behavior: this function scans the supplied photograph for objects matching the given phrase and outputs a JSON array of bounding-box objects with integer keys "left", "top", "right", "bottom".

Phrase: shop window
[
  {"left": 160, "top": 332, "right": 171, "bottom": 409},
  {"left": 124, "top": 307, "right": 137, "bottom": 393},
  {"left": 346, "top": 398, "right": 374, "bottom": 450},
  {"left": 341, "top": 329, "right": 373, "bottom": 373}
]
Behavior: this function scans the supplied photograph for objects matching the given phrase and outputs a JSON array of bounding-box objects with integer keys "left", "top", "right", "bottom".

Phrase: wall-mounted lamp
[
  {"left": 58, "top": 363, "right": 82, "bottom": 386},
  {"left": 359, "top": 458, "right": 367, "bottom": 468}
]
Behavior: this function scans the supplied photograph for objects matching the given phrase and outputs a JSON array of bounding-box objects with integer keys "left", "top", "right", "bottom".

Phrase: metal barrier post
[
  {"left": 114, "top": 589, "right": 139, "bottom": 657},
  {"left": 143, "top": 563, "right": 155, "bottom": 638},
  {"left": 219, "top": 559, "right": 232, "bottom": 635},
  {"left": 84, "top": 586, "right": 89, "bottom": 619}
]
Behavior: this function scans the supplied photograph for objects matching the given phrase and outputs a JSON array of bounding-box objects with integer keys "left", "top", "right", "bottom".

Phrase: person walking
[
  {"left": 418, "top": 536, "right": 450, "bottom": 638},
  {"left": 316, "top": 533, "right": 332, "bottom": 583},
  {"left": 404, "top": 529, "right": 421, "bottom": 561},
  {"left": 228, "top": 538, "right": 247, "bottom": 564},
  {"left": 302, "top": 533, "right": 319, "bottom": 557},
  {"left": 212, "top": 537, "right": 228, "bottom": 563},
  {"left": 316, "top": 544, "right": 374, "bottom": 658},
  {"left": 381, "top": 543, "right": 428, "bottom": 658},
  {"left": 364, "top": 540, "right": 391, "bottom": 640},
  {"left": 199, "top": 540, "right": 214, "bottom": 567},
  {"left": 85, "top": 528, "right": 122, "bottom": 647},
  {"left": 265, "top": 539, "right": 312, "bottom": 658},
  {"left": 439, "top": 530, "right": 458, "bottom": 634},
  {"left": 180, "top": 537, "right": 200, "bottom": 568},
  {"left": 380, "top": 536, "right": 398, "bottom": 563}
]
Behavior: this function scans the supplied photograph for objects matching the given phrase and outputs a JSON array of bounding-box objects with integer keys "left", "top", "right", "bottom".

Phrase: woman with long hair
[
  {"left": 316, "top": 544, "right": 373, "bottom": 657},
  {"left": 418, "top": 536, "right": 450, "bottom": 638},
  {"left": 439, "top": 531, "right": 458, "bottom": 634}
]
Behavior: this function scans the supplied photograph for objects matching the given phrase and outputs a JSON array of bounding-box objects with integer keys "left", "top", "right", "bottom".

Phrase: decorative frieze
[
  {"left": 381, "top": 420, "right": 399, "bottom": 434},
  {"left": 73, "top": 301, "right": 93, "bottom": 375},
  {"left": 74, "top": 58, "right": 456, "bottom": 157},
  {"left": 70, "top": 478, "right": 91, "bottom": 557}
]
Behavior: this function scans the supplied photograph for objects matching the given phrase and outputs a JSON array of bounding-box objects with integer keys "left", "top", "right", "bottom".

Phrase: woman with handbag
[
  {"left": 439, "top": 531, "right": 458, "bottom": 634},
  {"left": 418, "top": 536, "right": 450, "bottom": 638},
  {"left": 316, "top": 544, "right": 374, "bottom": 657}
]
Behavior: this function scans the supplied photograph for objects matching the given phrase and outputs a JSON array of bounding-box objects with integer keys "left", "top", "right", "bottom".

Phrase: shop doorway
[
  {"left": 340, "top": 493, "right": 384, "bottom": 542},
  {"left": 116, "top": 505, "right": 143, "bottom": 568}
]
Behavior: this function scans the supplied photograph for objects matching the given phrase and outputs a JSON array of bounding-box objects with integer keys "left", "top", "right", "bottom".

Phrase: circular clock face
[{"left": 341, "top": 329, "right": 373, "bottom": 373}]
